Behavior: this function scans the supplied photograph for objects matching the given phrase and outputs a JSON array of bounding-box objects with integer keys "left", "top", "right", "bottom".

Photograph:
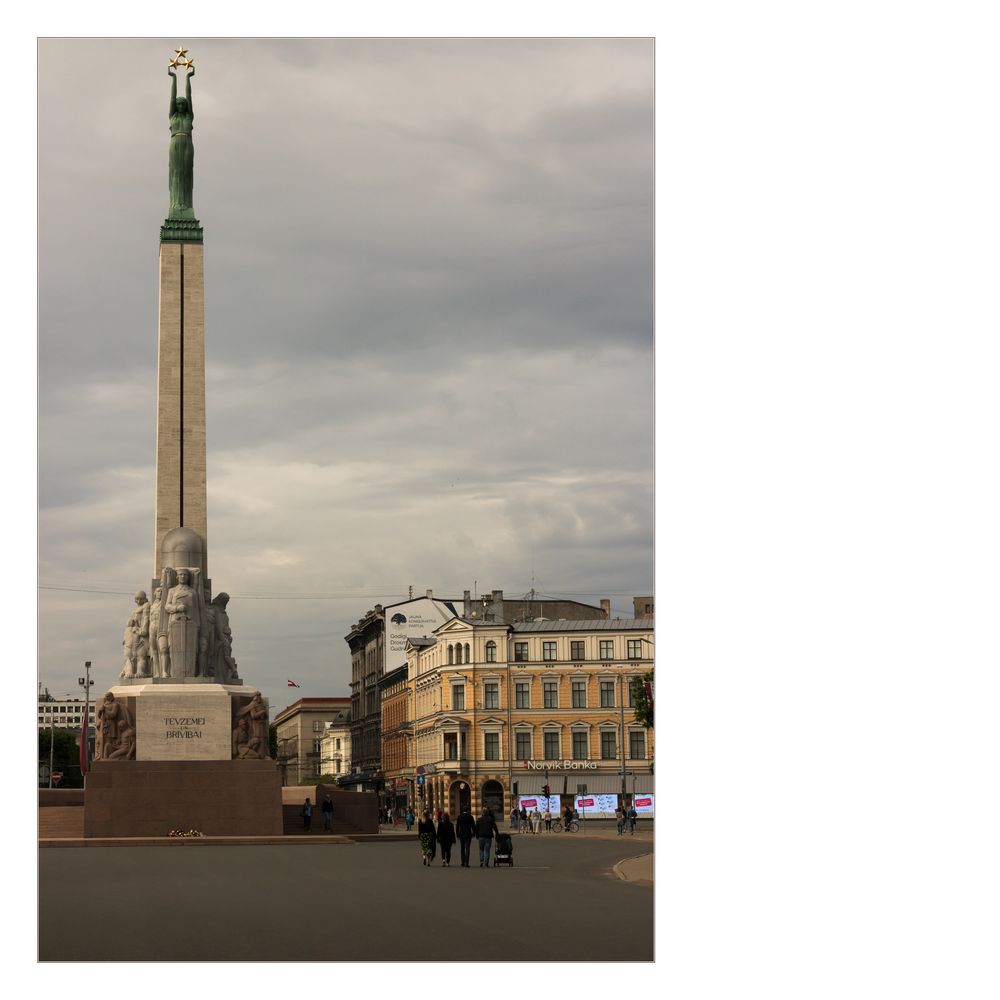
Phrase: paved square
[{"left": 39, "top": 835, "right": 653, "bottom": 961}]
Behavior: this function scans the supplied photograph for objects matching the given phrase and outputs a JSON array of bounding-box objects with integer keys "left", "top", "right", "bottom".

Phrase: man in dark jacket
[
  {"left": 455, "top": 806, "right": 476, "bottom": 867},
  {"left": 475, "top": 807, "right": 499, "bottom": 867}
]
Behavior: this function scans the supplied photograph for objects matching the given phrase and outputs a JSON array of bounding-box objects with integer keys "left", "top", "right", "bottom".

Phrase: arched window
[
  {"left": 448, "top": 644, "right": 454, "bottom": 665},
  {"left": 485, "top": 640, "right": 497, "bottom": 663},
  {"left": 464, "top": 643, "right": 471, "bottom": 664}
]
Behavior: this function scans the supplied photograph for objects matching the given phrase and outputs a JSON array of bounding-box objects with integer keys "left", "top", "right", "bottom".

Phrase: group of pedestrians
[
  {"left": 510, "top": 804, "right": 552, "bottom": 833},
  {"left": 299, "top": 794, "right": 335, "bottom": 833},
  {"left": 416, "top": 806, "right": 503, "bottom": 867},
  {"left": 615, "top": 805, "right": 639, "bottom": 836}
]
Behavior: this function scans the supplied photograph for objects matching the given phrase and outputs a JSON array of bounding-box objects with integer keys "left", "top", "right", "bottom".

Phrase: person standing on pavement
[
  {"left": 476, "top": 806, "right": 498, "bottom": 866},
  {"left": 405, "top": 806, "right": 414, "bottom": 830},
  {"left": 322, "top": 794, "right": 334, "bottom": 832},
  {"left": 509, "top": 804, "right": 519, "bottom": 830},
  {"left": 455, "top": 804, "right": 476, "bottom": 867},
  {"left": 628, "top": 804, "right": 638, "bottom": 834},
  {"left": 543, "top": 806, "right": 552, "bottom": 832},
  {"left": 615, "top": 805, "right": 625, "bottom": 836},
  {"left": 437, "top": 811, "right": 456, "bottom": 867},
  {"left": 418, "top": 810, "right": 437, "bottom": 866},
  {"left": 530, "top": 807, "right": 541, "bottom": 834},
  {"left": 301, "top": 797, "right": 313, "bottom": 833}
]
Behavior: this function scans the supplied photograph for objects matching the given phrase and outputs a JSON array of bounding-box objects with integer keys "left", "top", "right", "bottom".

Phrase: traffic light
[{"left": 543, "top": 784, "right": 550, "bottom": 798}]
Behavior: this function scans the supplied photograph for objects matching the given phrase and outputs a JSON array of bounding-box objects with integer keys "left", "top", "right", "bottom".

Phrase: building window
[
  {"left": 600, "top": 681, "right": 615, "bottom": 707},
  {"left": 515, "top": 732, "right": 532, "bottom": 759},
  {"left": 313, "top": 721, "right": 323, "bottom": 732},
  {"left": 572, "top": 732, "right": 588, "bottom": 760},
  {"left": 543, "top": 681, "right": 558, "bottom": 709},
  {"left": 448, "top": 644, "right": 454, "bottom": 665},
  {"left": 629, "top": 730, "right": 647, "bottom": 759},
  {"left": 571, "top": 680, "right": 587, "bottom": 708},
  {"left": 335, "top": 759, "right": 341, "bottom": 773},
  {"left": 601, "top": 731, "right": 617, "bottom": 759},
  {"left": 600, "top": 639, "right": 614, "bottom": 660},
  {"left": 452, "top": 684, "right": 465, "bottom": 710},
  {"left": 313, "top": 739, "right": 322, "bottom": 752},
  {"left": 542, "top": 641, "right": 557, "bottom": 661},
  {"left": 444, "top": 733, "right": 458, "bottom": 760},
  {"left": 628, "top": 678, "right": 638, "bottom": 707},
  {"left": 543, "top": 731, "right": 560, "bottom": 759},
  {"left": 464, "top": 643, "right": 471, "bottom": 664},
  {"left": 515, "top": 682, "right": 530, "bottom": 709},
  {"left": 484, "top": 682, "right": 499, "bottom": 709},
  {"left": 627, "top": 639, "right": 643, "bottom": 659},
  {"left": 571, "top": 640, "right": 585, "bottom": 661},
  {"left": 514, "top": 642, "right": 529, "bottom": 662},
  {"left": 485, "top": 641, "right": 497, "bottom": 662},
  {"left": 484, "top": 733, "right": 500, "bottom": 760}
]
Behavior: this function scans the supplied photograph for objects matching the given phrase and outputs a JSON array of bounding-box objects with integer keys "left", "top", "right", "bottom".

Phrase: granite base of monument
[{"left": 84, "top": 759, "right": 283, "bottom": 838}]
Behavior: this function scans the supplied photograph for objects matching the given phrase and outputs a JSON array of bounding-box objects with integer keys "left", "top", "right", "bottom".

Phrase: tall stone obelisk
[
  {"left": 84, "top": 51, "right": 283, "bottom": 838},
  {"left": 154, "top": 52, "right": 207, "bottom": 582}
]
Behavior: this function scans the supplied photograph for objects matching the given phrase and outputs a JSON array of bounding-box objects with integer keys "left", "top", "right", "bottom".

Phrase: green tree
[
  {"left": 38, "top": 729, "right": 85, "bottom": 788},
  {"left": 630, "top": 672, "right": 654, "bottom": 729}
]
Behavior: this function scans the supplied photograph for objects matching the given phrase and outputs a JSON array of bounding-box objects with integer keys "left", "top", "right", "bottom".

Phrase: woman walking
[
  {"left": 418, "top": 811, "right": 437, "bottom": 866},
  {"left": 437, "top": 811, "right": 456, "bottom": 867}
]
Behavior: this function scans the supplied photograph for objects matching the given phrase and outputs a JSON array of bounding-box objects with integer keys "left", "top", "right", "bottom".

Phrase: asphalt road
[{"left": 39, "top": 835, "right": 653, "bottom": 961}]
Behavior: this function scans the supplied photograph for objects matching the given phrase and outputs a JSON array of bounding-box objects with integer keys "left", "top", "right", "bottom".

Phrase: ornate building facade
[{"left": 402, "top": 616, "right": 654, "bottom": 817}]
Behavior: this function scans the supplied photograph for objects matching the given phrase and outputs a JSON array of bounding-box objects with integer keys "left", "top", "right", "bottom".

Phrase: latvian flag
[{"left": 287, "top": 679, "right": 301, "bottom": 688}]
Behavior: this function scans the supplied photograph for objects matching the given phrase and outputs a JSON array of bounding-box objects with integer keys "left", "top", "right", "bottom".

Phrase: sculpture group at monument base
[{"left": 84, "top": 758, "right": 283, "bottom": 838}]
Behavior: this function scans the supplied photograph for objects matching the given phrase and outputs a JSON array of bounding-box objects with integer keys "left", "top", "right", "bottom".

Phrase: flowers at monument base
[{"left": 167, "top": 828, "right": 205, "bottom": 837}]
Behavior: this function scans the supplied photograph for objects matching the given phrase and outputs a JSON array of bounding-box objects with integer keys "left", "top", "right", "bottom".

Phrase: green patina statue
[{"left": 167, "top": 65, "right": 195, "bottom": 219}]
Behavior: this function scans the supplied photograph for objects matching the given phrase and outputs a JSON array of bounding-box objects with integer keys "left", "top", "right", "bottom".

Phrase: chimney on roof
[
  {"left": 600, "top": 599, "right": 611, "bottom": 618},
  {"left": 426, "top": 589, "right": 433, "bottom": 600},
  {"left": 464, "top": 590, "right": 472, "bottom": 616}
]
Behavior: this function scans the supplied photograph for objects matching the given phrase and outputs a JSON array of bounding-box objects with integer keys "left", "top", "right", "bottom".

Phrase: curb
[{"left": 613, "top": 852, "right": 654, "bottom": 885}]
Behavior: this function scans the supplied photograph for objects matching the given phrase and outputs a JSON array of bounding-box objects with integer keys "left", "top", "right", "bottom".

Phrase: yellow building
[{"left": 403, "top": 617, "right": 653, "bottom": 817}]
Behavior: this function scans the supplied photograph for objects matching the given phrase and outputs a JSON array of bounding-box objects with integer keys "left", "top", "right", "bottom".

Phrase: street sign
[
  {"left": 416, "top": 765, "right": 426, "bottom": 775},
  {"left": 416, "top": 774, "right": 425, "bottom": 786},
  {"left": 51, "top": 771, "right": 63, "bottom": 785},
  {"left": 39, "top": 765, "right": 50, "bottom": 781}
]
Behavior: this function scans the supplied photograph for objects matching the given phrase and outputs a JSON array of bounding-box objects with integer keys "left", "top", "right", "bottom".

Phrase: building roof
[
  {"left": 510, "top": 618, "right": 653, "bottom": 633},
  {"left": 273, "top": 696, "right": 351, "bottom": 725}
]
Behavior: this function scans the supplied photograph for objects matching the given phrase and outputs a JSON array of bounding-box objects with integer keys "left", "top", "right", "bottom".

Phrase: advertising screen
[
  {"left": 518, "top": 795, "right": 559, "bottom": 815},
  {"left": 574, "top": 793, "right": 619, "bottom": 817},
  {"left": 633, "top": 794, "right": 654, "bottom": 814},
  {"left": 383, "top": 598, "right": 459, "bottom": 670}
]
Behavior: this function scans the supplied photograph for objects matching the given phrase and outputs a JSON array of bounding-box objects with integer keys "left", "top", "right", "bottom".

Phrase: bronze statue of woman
[{"left": 167, "top": 66, "right": 195, "bottom": 218}]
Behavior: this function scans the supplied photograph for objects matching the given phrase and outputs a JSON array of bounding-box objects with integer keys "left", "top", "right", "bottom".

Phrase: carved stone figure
[
  {"left": 121, "top": 591, "right": 150, "bottom": 679},
  {"left": 234, "top": 693, "right": 270, "bottom": 760},
  {"left": 149, "top": 587, "right": 164, "bottom": 677},
  {"left": 167, "top": 65, "right": 195, "bottom": 219},
  {"left": 95, "top": 692, "right": 133, "bottom": 761},
  {"left": 107, "top": 723, "right": 136, "bottom": 760},
  {"left": 232, "top": 711, "right": 250, "bottom": 757},
  {"left": 210, "top": 592, "right": 239, "bottom": 682},
  {"left": 163, "top": 566, "right": 204, "bottom": 678}
]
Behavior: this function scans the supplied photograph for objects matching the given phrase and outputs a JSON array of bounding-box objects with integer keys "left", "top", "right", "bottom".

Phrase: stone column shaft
[{"left": 154, "top": 241, "right": 207, "bottom": 578}]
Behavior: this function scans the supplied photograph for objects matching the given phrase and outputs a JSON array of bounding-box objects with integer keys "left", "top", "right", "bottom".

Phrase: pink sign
[{"left": 578, "top": 797, "right": 595, "bottom": 808}]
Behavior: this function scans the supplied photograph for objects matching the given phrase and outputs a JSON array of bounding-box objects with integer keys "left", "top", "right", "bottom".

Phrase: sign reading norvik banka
[{"left": 525, "top": 760, "right": 598, "bottom": 770}]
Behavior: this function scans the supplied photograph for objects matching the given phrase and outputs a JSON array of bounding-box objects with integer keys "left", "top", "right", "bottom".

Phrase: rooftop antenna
[{"left": 408, "top": 585, "right": 413, "bottom": 600}]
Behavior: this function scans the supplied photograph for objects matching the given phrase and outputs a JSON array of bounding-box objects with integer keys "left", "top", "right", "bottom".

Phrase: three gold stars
[{"left": 168, "top": 47, "right": 194, "bottom": 70}]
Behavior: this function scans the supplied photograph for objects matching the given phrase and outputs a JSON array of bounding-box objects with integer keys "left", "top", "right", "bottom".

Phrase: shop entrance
[
  {"left": 481, "top": 780, "right": 504, "bottom": 817},
  {"left": 449, "top": 780, "right": 471, "bottom": 816}
]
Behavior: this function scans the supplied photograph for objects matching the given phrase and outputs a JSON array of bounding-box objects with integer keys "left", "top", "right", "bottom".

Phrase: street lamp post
[
  {"left": 619, "top": 667, "right": 627, "bottom": 808},
  {"left": 78, "top": 660, "right": 93, "bottom": 772}
]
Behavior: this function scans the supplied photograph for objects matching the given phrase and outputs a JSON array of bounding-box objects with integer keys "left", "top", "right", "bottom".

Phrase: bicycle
[{"left": 550, "top": 817, "right": 580, "bottom": 833}]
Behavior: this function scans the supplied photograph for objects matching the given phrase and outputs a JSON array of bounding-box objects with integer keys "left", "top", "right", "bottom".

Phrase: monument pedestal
[{"left": 84, "top": 759, "right": 282, "bottom": 838}]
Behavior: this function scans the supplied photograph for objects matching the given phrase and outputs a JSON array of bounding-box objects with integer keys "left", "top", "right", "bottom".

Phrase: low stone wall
[{"left": 39, "top": 789, "right": 85, "bottom": 807}]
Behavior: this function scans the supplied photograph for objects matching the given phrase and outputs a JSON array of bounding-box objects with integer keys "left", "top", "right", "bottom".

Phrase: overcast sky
[{"left": 38, "top": 37, "right": 653, "bottom": 714}]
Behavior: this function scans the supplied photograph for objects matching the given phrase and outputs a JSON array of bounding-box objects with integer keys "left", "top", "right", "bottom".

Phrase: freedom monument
[{"left": 84, "top": 51, "right": 282, "bottom": 836}]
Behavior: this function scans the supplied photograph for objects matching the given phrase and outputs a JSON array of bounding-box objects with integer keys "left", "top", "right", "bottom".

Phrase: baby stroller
[{"left": 494, "top": 832, "right": 514, "bottom": 867}]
